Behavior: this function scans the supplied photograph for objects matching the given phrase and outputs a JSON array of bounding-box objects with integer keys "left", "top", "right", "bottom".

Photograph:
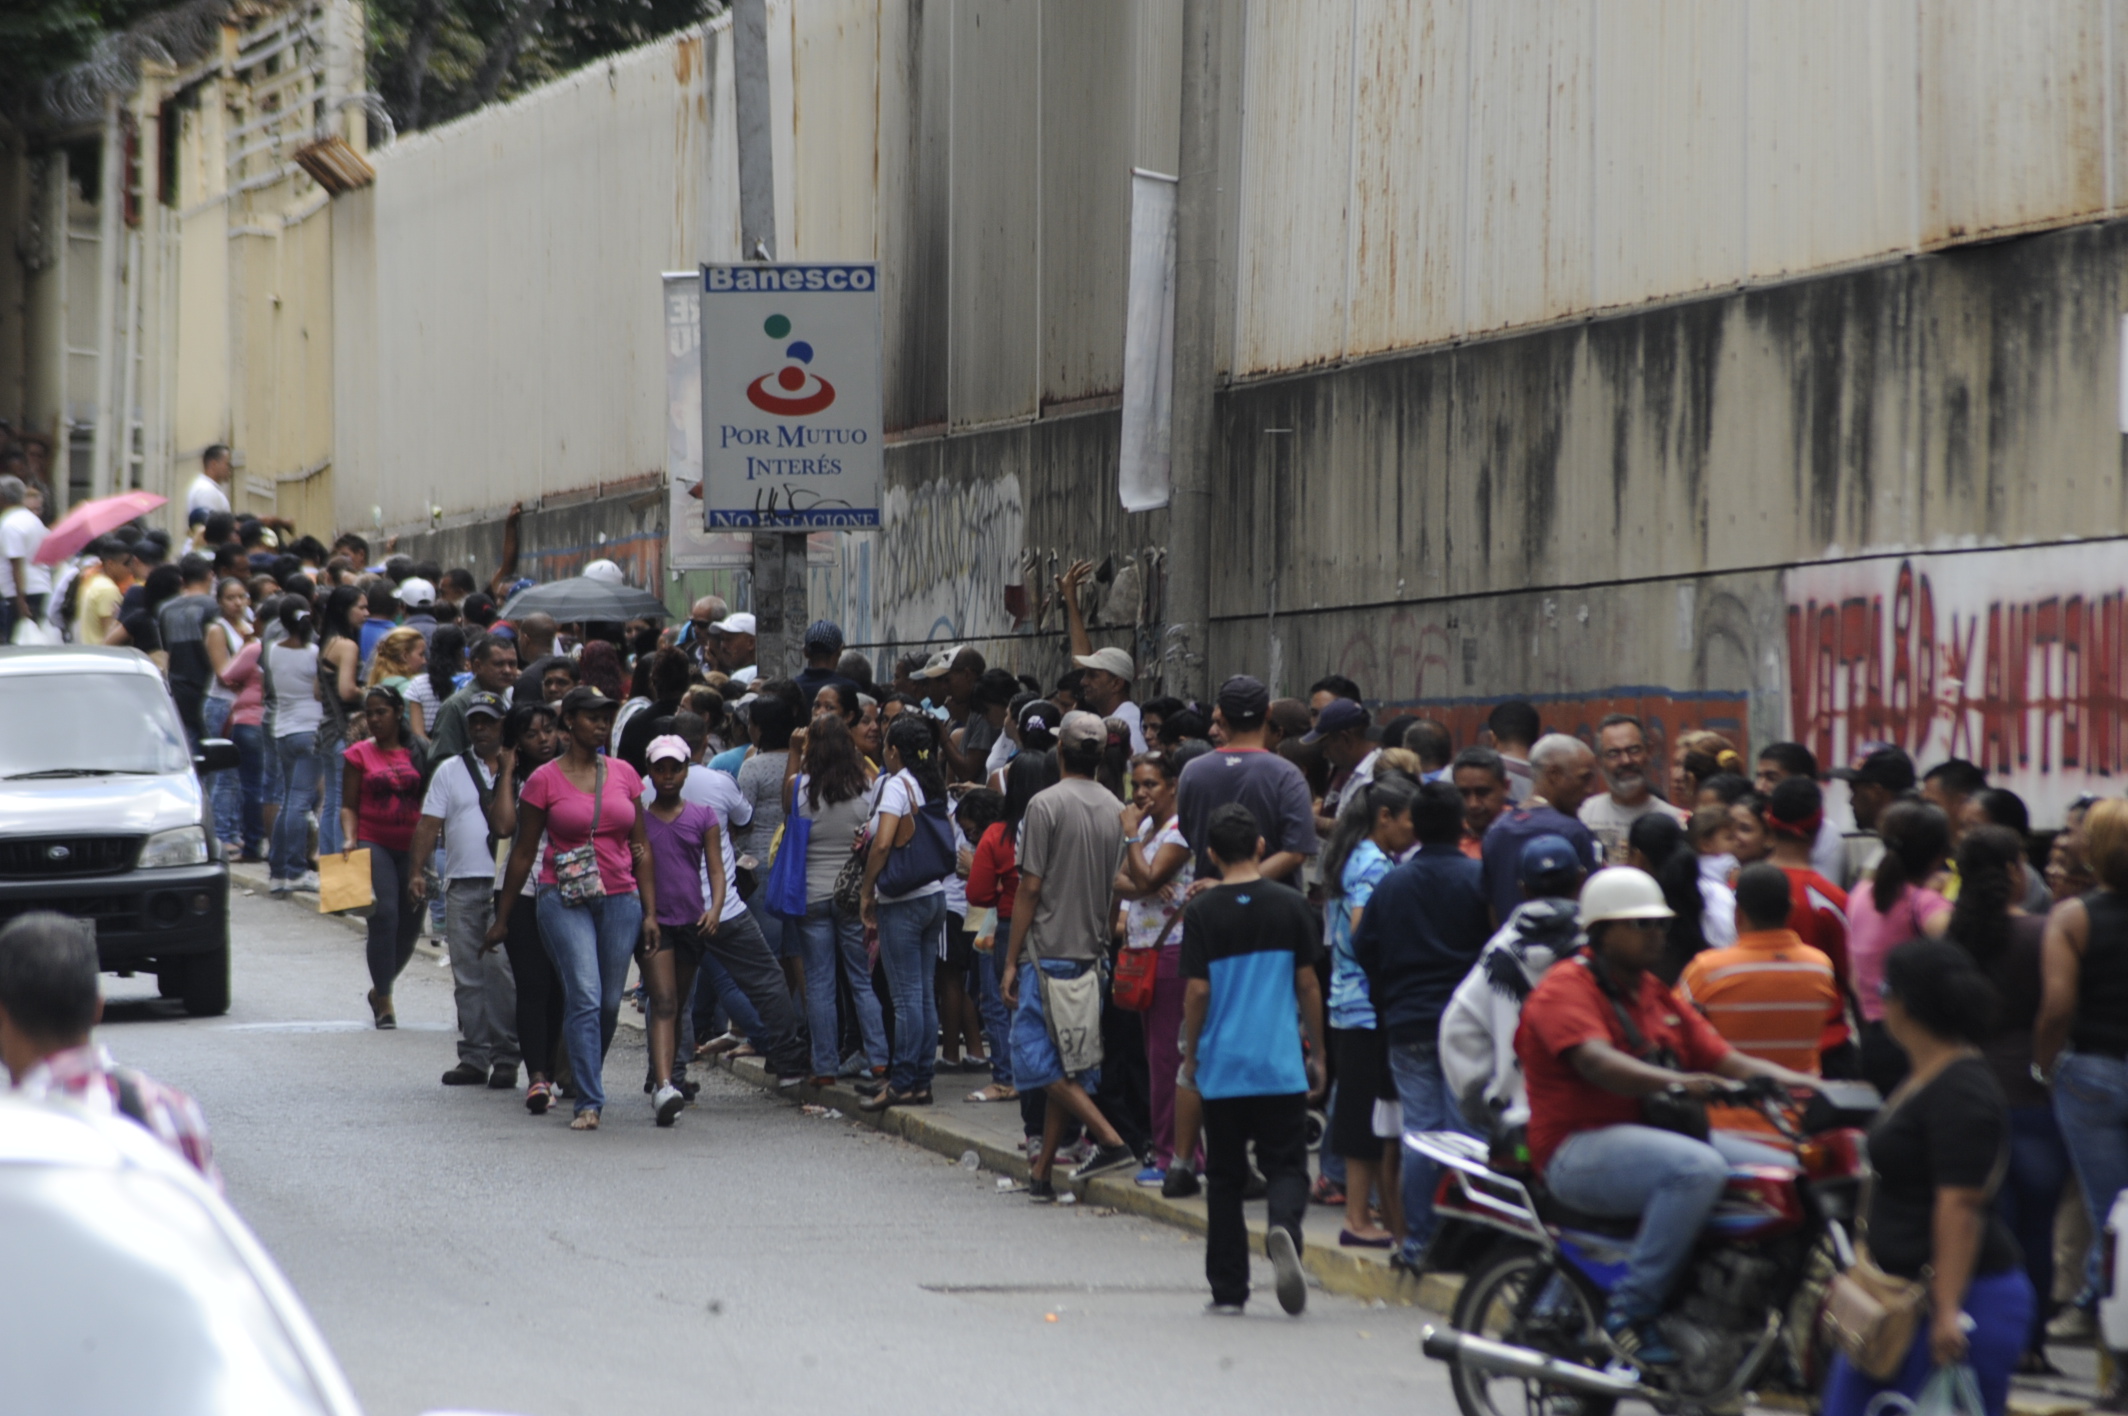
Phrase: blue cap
[
  {"left": 1301, "top": 697, "right": 1370, "bottom": 743},
  {"left": 804, "top": 619, "right": 844, "bottom": 652},
  {"left": 1518, "top": 834, "right": 1579, "bottom": 887}
]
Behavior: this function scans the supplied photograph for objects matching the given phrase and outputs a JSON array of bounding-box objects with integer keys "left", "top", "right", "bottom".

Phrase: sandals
[
  {"left": 569, "top": 1108, "right": 601, "bottom": 1130},
  {"left": 966, "top": 1083, "right": 1019, "bottom": 1103},
  {"left": 1309, "top": 1175, "right": 1346, "bottom": 1207},
  {"left": 858, "top": 1088, "right": 914, "bottom": 1113},
  {"left": 366, "top": 989, "right": 395, "bottom": 1030}
]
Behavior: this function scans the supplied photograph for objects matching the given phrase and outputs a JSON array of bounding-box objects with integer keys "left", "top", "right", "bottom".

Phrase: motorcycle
[{"left": 1414, "top": 1077, "right": 1882, "bottom": 1416}]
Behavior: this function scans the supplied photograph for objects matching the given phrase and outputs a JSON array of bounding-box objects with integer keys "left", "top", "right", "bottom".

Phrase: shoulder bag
[
  {"left": 550, "top": 759, "right": 608, "bottom": 907},
  {"left": 762, "top": 777, "right": 813, "bottom": 920},
  {"left": 876, "top": 785, "right": 956, "bottom": 899},
  {"left": 1114, "top": 904, "right": 1181, "bottom": 1013}
]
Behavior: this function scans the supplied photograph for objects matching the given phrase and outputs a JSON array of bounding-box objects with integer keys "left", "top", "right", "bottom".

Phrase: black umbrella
[{"left": 496, "top": 577, "right": 670, "bottom": 623}]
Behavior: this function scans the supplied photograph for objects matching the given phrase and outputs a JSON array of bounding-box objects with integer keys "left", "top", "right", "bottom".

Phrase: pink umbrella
[{"left": 32, "top": 491, "right": 169, "bottom": 565}]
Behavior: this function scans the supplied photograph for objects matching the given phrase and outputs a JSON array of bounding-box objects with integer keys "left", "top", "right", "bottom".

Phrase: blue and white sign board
[{"left": 699, "top": 262, "right": 883, "bottom": 528}]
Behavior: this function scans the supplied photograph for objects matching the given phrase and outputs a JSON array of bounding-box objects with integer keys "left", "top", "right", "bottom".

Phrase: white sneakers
[{"left": 653, "top": 1082, "right": 685, "bottom": 1128}]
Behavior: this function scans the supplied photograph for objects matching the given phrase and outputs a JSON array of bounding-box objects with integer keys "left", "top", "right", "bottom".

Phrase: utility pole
[
  {"left": 730, "top": 0, "right": 806, "bottom": 679},
  {"left": 1163, "top": 0, "right": 1223, "bottom": 700}
]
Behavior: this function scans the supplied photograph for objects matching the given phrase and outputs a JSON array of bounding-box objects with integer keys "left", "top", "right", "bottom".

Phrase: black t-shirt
[
  {"left": 616, "top": 696, "right": 683, "bottom": 774},
  {"left": 119, "top": 604, "right": 162, "bottom": 654},
  {"left": 1865, "top": 1056, "right": 2020, "bottom": 1280}
]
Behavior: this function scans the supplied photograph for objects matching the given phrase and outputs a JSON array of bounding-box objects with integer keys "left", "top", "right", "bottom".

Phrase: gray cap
[{"left": 1058, "top": 710, "right": 1108, "bottom": 750}]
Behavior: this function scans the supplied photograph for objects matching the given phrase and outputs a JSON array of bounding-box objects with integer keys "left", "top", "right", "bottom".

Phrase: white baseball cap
[
  {"left": 1073, "top": 646, "right": 1135, "bottom": 681},
  {"left": 395, "top": 577, "right": 436, "bottom": 608},
  {"left": 712, "top": 612, "right": 757, "bottom": 636},
  {"left": 582, "top": 558, "right": 624, "bottom": 586}
]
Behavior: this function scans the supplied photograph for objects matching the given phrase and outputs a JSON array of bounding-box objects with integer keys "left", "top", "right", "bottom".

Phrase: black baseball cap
[
  {"left": 1831, "top": 745, "right": 1915, "bottom": 793},
  {"left": 558, "top": 685, "right": 616, "bottom": 720},
  {"left": 1215, "top": 674, "right": 1269, "bottom": 724},
  {"left": 464, "top": 690, "right": 508, "bottom": 721}
]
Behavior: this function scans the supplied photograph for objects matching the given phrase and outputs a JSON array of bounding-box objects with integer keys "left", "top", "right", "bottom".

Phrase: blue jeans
[
  {"left": 800, "top": 899, "right": 885, "bottom": 1077},
  {"left": 876, "top": 892, "right": 945, "bottom": 1094},
  {"left": 534, "top": 886, "right": 644, "bottom": 1116},
  {"left": 2053, "top": 1051, "right": 2128, "bottom": 1300},
  {"left": 1388, "top": 1038, "right": 1479, "bottom": 1262},
  {"left": 315, "top": 733, "right": 345, "bottom": 856},
  {"left": 1544, "top": 1123, "right": 1793, "bottom": 1318},
  {"left": 1999, "top": 1104, "right": 2071, "bottom": 1352},
  {"left": 976, "top": 945, "right": 1014, "bottom": 1085},
  {"left": 270, "top": 732, "right": 322, "bottom": 882},
  {"left": 1822, "top": 1267, "right": 2034, "bottom": 1416}
]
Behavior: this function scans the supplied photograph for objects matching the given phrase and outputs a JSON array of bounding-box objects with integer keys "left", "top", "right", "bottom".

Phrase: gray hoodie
[{"left": 1438, "top": 897, "right": 1582, "bottom": 1135}]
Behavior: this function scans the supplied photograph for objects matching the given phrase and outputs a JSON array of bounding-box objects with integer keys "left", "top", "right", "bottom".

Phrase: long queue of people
[{"left": 21, "top": 489, "right": 2128, "bottom": 1396}]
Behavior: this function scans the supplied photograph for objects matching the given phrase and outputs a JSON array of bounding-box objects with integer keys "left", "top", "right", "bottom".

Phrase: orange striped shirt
[{"left": 1677, "top": 929, "right": 1843, "bottom": 1075}]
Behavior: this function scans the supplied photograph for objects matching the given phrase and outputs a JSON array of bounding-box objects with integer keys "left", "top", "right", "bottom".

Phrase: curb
[
  {"left": 716, "top": 1054, "right": 1461, "bottom": 1313},
  {"left": 228, "top": 859, "right": 444, "bottom": 957}
]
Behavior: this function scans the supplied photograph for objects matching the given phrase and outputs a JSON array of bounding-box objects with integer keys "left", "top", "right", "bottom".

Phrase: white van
[{"left": 0, "top": 646, "right": 234, "bottom": 1014}]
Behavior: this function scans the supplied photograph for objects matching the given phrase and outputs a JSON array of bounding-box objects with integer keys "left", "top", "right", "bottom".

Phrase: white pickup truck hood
[{"left": 0, "top": 772, "right": 203, "bottom": 839}]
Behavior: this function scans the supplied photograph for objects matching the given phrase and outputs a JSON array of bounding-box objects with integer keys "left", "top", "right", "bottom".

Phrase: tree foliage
[
  {"left": 0, "top": 0, "right": 196, "bottom": 124},
  {"left": 367, "top": 0, "right": 721, "bottom": 134}
]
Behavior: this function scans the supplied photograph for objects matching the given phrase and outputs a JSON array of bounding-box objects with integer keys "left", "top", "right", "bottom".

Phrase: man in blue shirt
[
  {"left": 1353, "top": 779, "right": 1493, "bottom": 1266},
  {"left": 1180, "top": 803, "right": 1327, "bottom": 1316},
  {"left": 1479, "top": 733, "right": 1603, "bottom": 927}
]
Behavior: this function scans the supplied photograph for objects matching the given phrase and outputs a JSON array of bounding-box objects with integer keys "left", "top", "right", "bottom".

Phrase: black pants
[
  {"left": 1095, "top": 991, "right": 1151, "bottom": 1158},
  {"left": 1203, "top": 1091, "right": 1310, "bottom": 1307},
  {"left": 503, "top": 891, "right": 565, "bottom": 1079},
  {"left": 363, "top": 842, "right": 423, "bottom": 993}
]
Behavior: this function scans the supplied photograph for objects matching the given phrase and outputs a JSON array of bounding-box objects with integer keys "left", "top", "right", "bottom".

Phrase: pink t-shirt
[
  {"left": 219, "top": 638, "right": 266, "bottom": 728},
  {"left": 1847, "top": 882, "right": 1951, "bottom": 1022},
  {"left": 521, "top": 757, "right": 643, "bottom": 895}
]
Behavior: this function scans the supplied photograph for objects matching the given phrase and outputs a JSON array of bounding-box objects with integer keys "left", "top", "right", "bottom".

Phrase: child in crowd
[{"left": 641, "top": 735, "right": 729, "bottom": 1127}]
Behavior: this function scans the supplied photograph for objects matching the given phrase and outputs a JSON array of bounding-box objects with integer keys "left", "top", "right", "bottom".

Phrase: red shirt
[
  {"left": 344, "top": 739, "right": 424, "bottom": 852},
  {"left": 967, "top": 821, "right": 1022, "bottom": 920},
  {"left": 1516, "top": 956, "right": 1733, "bottom": 1172},
  {"left": 1781, "top": 865, "right": 1852, "bottom": 1050}
]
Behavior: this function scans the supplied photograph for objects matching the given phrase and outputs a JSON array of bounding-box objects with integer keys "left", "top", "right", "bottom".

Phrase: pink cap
[{"left": 645, "top": 735, "right": 691, "bottom": 765}]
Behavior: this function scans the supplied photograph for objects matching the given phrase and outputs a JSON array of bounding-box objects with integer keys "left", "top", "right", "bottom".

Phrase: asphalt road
[{"left": 99, "top": 888, "right": 1455, "bottom": 1416}]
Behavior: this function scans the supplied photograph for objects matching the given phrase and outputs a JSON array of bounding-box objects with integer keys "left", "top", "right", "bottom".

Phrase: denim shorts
[{"left": 1009, "top": 958, "right": 1101, "bottom": 1092}]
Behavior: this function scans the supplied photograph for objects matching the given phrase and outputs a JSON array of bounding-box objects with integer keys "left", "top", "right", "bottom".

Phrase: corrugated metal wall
[
  {"left": 1229, "top": 0, "right": 2128, "bottom": 379},
  {"left": 339, "top": 24, "right": 738, "bottom": 533}
]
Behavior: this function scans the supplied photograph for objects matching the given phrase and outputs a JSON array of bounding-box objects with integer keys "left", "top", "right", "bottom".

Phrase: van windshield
[{"left": 0, "top": 672, "right": 193, "bottom": 778}]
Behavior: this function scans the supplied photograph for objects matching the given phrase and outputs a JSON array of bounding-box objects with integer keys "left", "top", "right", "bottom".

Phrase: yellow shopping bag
[{"left": 318, "top": 848, "right": 375, "bottom": 915}]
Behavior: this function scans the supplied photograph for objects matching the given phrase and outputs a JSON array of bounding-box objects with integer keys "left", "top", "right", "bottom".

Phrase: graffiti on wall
[
  {"left": 1784, "top": 542, "right": 2128, "bottom": 826},
  {"left": 875, "top": 473, "right": 1024, "bottom": 645}
]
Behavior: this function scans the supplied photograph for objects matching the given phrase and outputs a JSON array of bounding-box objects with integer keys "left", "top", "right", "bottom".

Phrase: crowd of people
[{"left": 5, "top": 452, "right": 2127, "bottom": 1397}]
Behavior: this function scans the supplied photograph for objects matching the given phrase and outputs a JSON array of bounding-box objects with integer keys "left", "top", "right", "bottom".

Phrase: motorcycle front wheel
[{"left": 1447, "top": 1243, "right": 1618, "bottom": 1416}]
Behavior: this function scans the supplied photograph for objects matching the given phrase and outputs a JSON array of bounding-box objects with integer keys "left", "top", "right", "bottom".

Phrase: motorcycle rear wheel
[{"left": 1447, "top": 1243, "right": 1617, "bottom": 1416}]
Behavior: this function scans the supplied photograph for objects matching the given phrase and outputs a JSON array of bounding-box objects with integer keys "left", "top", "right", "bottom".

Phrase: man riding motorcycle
[{"left": 1515, "top": 867, "right": 1820, "bottom": 1367}]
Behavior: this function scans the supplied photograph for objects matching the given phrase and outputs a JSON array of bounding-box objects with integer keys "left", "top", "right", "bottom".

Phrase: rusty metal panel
[
  {"left": 1920, "top": 0, "right": 2108, "bottom": 245},
  {"left": 1744, "top": 0, "right": 1919, "bottom": 281},
  {"left": 1232, "top": 0, "right": 1355, "bottom": 376},
  {"left": 1344, "top": 0, "right": 1466, "bottom": 359},
  {"left": 1040, "top": 0, "right": 1133, "bottom": 407},
  {"left": 789, "top": 0, "right": 879, "bottom": 261},
  {"left": 946, "top": 0, "right": 1039, "bottom": 427},
  {"left": 1590, "top": 0, "right": 1746, "bottom": 312},
  {"left": 1460, "top": 0, "right": 1594, "bottom": 338}
]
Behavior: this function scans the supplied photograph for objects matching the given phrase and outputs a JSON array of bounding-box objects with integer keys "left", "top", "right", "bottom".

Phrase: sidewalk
[{"left": 712, "top": 1051, "right": 1457, "bottom": 1312}]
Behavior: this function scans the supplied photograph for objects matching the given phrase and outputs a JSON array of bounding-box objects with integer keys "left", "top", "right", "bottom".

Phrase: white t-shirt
[
  {"left": 187, "top": 473, "right": 231, "bottom": 516},
  {"left": 422, "top": 752, "right": 501, "bottom": 880},
  {"left": 640, "top": 765, "right": 750, "bottom": 924},
  {"left": 1579, "top": 790, "right": 1691, "bottom": 865},
  {"left": 1113, "top": 699, "right": 1148, "bottom": 754},
  {"left": 1124, "top": 818, "right": 1193, "bottom": 950},
  {"left": 869, "top": 769, "right": 944, "bottom": 902},
  {"left": 0, "top": 507, "right": 51, "bottom": 595}
]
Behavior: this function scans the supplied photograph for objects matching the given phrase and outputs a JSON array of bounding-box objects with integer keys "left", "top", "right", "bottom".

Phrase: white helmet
[{"left": 1578, "top": 867, "right": 1674, "bottom": 926}]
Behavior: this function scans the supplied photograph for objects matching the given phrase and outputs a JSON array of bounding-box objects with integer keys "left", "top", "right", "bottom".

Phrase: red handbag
[{"left": 1113, "top": 907, "right": 1183, "bottom": 1012}]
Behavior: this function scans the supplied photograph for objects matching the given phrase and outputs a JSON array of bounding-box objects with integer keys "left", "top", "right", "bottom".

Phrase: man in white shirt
[
  {"left": 1578, "top": 713, "right": 1690, "bottom": 863},
  {"left": 408, "top": 692, "right": 519, "bottom": 1090},
  {"left": 0, "top": 476, "right": 50, "bottom": 642},
  {"left": 187, "top": 445, "right": 233, "bottom": 518}
]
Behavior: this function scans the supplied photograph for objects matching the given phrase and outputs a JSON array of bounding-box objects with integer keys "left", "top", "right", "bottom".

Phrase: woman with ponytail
[
  {"left": 858, "top": 713, "right": 951, "bottom": 1110},
  {"left": 266, "top": 598, "right": 325, "bottom": 896},
  {"left": 1950, "top": 823, "right": 2063, "bottom": 1370},
  {"left": 1850, "top": 800, "right": 1953, "bottom": 1092}
]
